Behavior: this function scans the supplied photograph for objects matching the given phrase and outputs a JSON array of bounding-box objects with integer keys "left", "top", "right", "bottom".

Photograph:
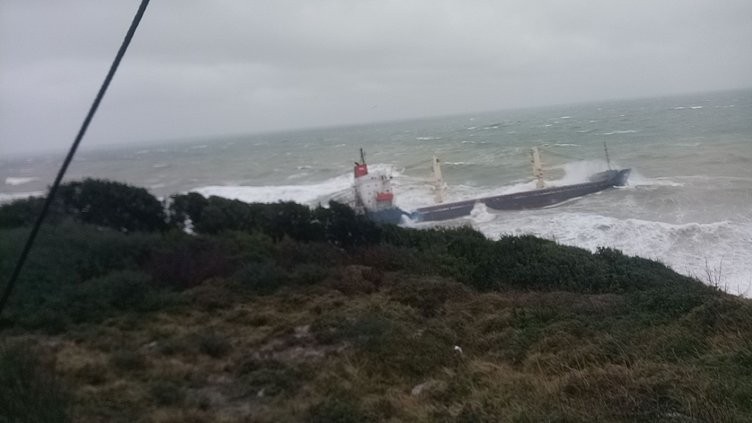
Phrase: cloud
[{"left": 1, "top": 0, "right": 751, "bottom": 154}]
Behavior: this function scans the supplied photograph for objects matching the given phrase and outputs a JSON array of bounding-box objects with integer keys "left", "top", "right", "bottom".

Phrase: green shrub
[
  {"left": 233, "top": 261, "right": 288, "bottom": 294},
  {"left": 0, "top": 344, "right": 71, "bottom": 423},
  {"left": 0, "top": 196, "right": 48, "bottom": 228},
  {"left": 56, "top": 178, "right": 167, "bottom": 232},
  {"left": 148, "top": 235, "right": 235, "bottom": 289},
  {"left": 274, "top": 237, "right": 345, "bottom": 268},
  {"left": 0, "top": 224, "right": 160, "bottom": 329},
  {"left": 167, "top": 192, "right": 208, "bottom": 231},
  {"left": 290, "top": 263, "right": 330, "bottom": 285},
  {"left": 39, "top": 270, "right": 170, "bottom": 326},
  {"left": 314, "top": 201, "right": 381, "bottom": 248}
]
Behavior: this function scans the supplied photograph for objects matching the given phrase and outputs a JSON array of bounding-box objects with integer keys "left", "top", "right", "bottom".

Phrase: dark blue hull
[
  {"left": 366, "top": 207, "right": 406, "bottom": 225},
  {"left": 413, "top": 169, "right": 630, "bottom": 223}
]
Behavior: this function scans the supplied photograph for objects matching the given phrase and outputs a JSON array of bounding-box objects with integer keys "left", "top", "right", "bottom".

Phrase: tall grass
[{"left": 0, "top": 344, "right": 70, "bottom": 423}]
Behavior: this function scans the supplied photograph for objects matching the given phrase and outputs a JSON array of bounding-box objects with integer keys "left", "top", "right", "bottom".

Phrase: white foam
[
  {"left": 193, "top": 174, "right": 352, "bottom": 205},
  {"left": 626, "top": 171, "right": 684, "bottom": 187},
  {"left": 477, "top": 212, "right": 752, "bottom": 296},
  {"left": 192, "top": 164, "right": 401, "bottom": 206},
  {"left": 673, "top": 142, "right": 701, "bottom": 147},
  {"left": 0, "top": 191, "right": 44, "bottom": 204},
  {"left": 5, "top": 177, "right": 38, "bottom": 186},
  {"left": 602, "top": 130, "right": 638, "bottom": 135},
  {"left": 550, "top": 160, "right": 609, "bottom": 185},
  {"left": 416, "top": 136, "right": 441, "bottom": 141},
  {"left": 469, "top": 202, "right": 495, "bottom": 223},
  {"left": 286, "top": 172, "right": 310, "bottom": 180}
]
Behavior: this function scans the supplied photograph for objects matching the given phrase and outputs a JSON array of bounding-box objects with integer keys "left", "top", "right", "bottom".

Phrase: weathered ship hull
[
  {"left": 366, "top": 207, "right": 407, "bottom": 225},
  {"left": 412, "top": 169, "right": 630, "bottom": 223}
]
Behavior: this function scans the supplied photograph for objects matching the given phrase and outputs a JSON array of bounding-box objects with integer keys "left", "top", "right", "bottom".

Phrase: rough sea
[{"left": 2, "top": 89, "right": 751, "bottom": 294}]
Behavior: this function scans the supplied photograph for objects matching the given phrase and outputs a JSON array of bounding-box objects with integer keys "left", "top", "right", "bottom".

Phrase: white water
[
  {"left": 4, "top": 177, "right": 38, "bottom": 186},
  {"left": 0, "top": 191, "right": 44, "bottom": 204}
]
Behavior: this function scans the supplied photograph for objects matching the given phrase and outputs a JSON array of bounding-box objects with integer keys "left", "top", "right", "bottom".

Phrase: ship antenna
[
  {"left": 603, "top": 141, "right": 612, "bottom": 170},
  {"left": 432, "top": 153, "right": 446, "bottom": 203},
  {"left": 360, "top": 148, "right": 366, "bottom": 164},
  {"left": 531, "top": 147, "right": 545, "bottom": 189}
]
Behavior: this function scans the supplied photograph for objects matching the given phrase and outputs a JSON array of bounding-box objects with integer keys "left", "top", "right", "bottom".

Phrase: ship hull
[
  {"left": 413, "top": 169, "right": 630, "bottom": 223},
  {"left": 366, "top": 207, "right": 406, "bottom": 225}
]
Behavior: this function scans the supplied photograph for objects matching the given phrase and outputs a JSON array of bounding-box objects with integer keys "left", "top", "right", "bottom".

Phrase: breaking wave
[
  {"left": 477, "top": 212, "right": 752, "bottom": 296},
  {"left": 602, "top": 129, "right": 638, "bottom": 135},
  {"left": 0, "top": 191, "right": 44, "bottom": 204},
  {"left": 5, "top": 177, "right": 38, "bottom": 186}
]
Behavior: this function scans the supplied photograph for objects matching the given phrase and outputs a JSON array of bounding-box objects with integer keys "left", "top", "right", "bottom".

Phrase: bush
[
  {"left": 0, "top": 196, "right": 48, "bottom": 228},
  {"left": 0, "top": 224, "right": 160, "bottom": 329},
  {"left": 56, "top": 178, "right": 168, "bottom": 232},
  {"left": 233, "top": 261, "right": 288, "bottom": 295},
  {"left": 167, "top": 192, "right": 208, "bottom": 231},
  {"left": 168, "top": 193, "right": 380, "bottom": 248},
  {"left": 0, "top": 344, "right": 71, "bottom": 423},
  {"left": 25, "top": 270, "right": 171, "bottom": 326},
  {"left": 148, "top": 235, "right": 235, "bottom": 289},
  {"left": 314, "top": 201, "right": 381, "bottom": 248},
  {"left": 290, "top": 263, "right": 330, "bottom": 285}
]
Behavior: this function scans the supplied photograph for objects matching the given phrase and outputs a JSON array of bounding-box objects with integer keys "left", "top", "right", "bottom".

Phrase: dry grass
[{"left": 3, "top": 273, "right": 752, "bottom": 422}]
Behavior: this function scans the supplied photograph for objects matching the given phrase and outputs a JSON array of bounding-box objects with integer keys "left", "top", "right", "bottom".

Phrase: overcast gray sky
[{"left": 1, "top": 0, "right": 751, "bottom": 155}]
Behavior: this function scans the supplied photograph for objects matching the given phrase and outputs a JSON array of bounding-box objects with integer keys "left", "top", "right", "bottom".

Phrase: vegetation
[{"left": 1, "top": 179, "right": 751, "bottom": 422}]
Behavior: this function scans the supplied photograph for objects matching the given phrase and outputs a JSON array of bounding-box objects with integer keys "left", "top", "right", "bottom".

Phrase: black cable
[{"left": 0, "top": 0, "right": 151, "bottom": 316}]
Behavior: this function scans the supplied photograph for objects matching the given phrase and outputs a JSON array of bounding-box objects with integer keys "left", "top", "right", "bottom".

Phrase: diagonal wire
[{"left": 0, "top": 0, "right": 151, "bottom": 316}]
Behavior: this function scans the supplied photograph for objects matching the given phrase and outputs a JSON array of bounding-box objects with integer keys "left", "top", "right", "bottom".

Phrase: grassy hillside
[{"left": 1, "top": 179, "right": 751, "bottom": 422}]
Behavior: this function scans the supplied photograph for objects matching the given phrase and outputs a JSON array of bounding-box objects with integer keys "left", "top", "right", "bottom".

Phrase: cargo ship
[
  {"left": 352, "top": 146, "right": 630, "bottom": 224},
  {"left": 351, "top": 149, "right": 407, "bottom": 223}
]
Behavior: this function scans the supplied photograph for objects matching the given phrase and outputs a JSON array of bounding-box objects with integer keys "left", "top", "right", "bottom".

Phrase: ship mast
[
  {"left": 432, "top": 154, "right": 446, "bottom": 203},
  {"left": 603, "top": 142, "right": 612, "bottom": 170},
  {"left": 531, "top": 147, "right": 545, "bottom": 189}
]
